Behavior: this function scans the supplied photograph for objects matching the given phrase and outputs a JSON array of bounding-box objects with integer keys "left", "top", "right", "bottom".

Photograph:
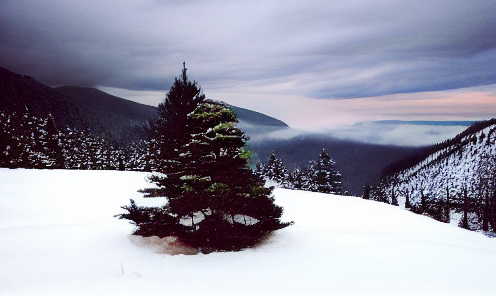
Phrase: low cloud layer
[
  {"left": 244, "top": 123, "right": 468, "bottom": 147},
  {"left": 1, "top": 0, "right": 496, "bottom": 99}
]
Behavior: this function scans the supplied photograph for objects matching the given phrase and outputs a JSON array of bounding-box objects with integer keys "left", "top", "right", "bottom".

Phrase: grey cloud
[{"left": 0, "top": 0, "right": 495, "bottom": 98}]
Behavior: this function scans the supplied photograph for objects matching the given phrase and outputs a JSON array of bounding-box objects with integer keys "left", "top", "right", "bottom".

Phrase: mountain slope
[
  {"left": 55, "top": 86, "right": 157, "bottom": 144},
  {"left": 1, "top": 169, "right": 496, "bottom": 295},
  {"left": 1, "top": 66, "right": 290, "bottom": 145},
  {"left": 228, "top": 105, "right": 288, "bottom": 127},
  {"left": 55, "top": 86, "right": 290, "bottom": 144},
  {"left": 0, "top": 66, "right": 89, "bottom": 129},
  {"left": 373, "top": 119, "right": 496, "bottom": 231}
]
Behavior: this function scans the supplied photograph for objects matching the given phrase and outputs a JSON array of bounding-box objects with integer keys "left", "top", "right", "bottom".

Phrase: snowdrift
[{"left": 1, "top": 169, "right": 496, "bottom": 295}]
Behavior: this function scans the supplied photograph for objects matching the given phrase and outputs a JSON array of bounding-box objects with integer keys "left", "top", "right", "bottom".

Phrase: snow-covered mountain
[
  {"left": 1, "top": 169, "right": 496, "bottom": 295},
  {"left": 372, "top": 119, "right": 496, "bottom": 232}
]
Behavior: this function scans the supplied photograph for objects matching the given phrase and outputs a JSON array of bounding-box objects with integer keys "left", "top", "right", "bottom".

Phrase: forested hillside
[
  {"left": 370, "top": 119, "right": 496, "bottom": 233},
  {"left": 55, "top": 86, "right": 157, "bottom": 144},
  {"left": 0, "top": 67, "right": 88, "bottom": 129}
]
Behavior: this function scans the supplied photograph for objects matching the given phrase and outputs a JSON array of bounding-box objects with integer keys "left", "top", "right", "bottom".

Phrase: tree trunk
[
  {"left": 483, "top": 190, "right": 489, "bottom": 232},
  {"left": 445, "top": 185, "right": 451, "bottom": 223},
  {"left": 462, "top": 187, "right": 469, "bottom": 229}
]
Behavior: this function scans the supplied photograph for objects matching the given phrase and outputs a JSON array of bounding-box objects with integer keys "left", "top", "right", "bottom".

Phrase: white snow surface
[{"left": 1, "top": 169, "right": 496, "bottom": 296}]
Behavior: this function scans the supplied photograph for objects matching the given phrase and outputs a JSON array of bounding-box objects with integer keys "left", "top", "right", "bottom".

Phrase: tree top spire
[{"left": 182, "top": 62, "right": 187, "bottom": 83}]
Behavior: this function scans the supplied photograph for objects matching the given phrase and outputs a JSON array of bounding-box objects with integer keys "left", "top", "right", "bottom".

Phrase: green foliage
[{"left": 118, "top": 66, "right": 292, "bottom": 253}]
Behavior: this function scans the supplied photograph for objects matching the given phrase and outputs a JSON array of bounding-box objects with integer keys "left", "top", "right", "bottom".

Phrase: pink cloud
[{"left": 211, "top": 85, "right": 496, "bottom": 130}]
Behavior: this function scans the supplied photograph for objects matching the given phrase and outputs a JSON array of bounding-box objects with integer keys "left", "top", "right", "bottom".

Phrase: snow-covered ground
[{"left": 1, "top": 169, "right": 496, "bottom": 296}]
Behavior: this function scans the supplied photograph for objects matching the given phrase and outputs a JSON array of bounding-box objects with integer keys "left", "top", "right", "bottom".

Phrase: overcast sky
[{"left": 1, "top": 0, "right": 495, "bottom": 134}]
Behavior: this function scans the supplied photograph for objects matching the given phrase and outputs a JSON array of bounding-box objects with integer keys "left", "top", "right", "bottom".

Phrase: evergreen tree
[
  {"left": 290, "top": 166, "right": 313, "bottom": 191},
  {"left": 146, "top": 62, "right": 205, "bottom": 175},
  {"left": 176, "top": 100, "right": 291, "bottom": 251},
  {"left": 0, "top": 108, "right": 126, "bottom": 170},
  {"left": 307, "top": 148, "right": 342, "bottom": 194},
  {"left": 45, "top": 114, "right": 64, "bottom": 169},
  {"left": 362, "top": 184, "right": 371, "bottom": 200},
  {"left": 254, "top": 162, "right": 265, "bottom": 179},
  {"left": 263, "top": 150, "right": 291, "bottom": 188},
  {"left": 118, "top": 68, "right": 292, "bottom": 253},
  {"left": 0, "top": 111, "right": 9, "bottom": 166},
  {"left": 140, "top": 64, "right": 205, "bottom": 197},
  {"left": 405, "top": 189, "right": 412, "bottom": 208}
]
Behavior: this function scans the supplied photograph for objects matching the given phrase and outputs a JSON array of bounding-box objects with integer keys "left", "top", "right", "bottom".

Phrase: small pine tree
[
  {"left": 290, "top": 166, "right": 313, "bottom": 191},
  {"left": 263, "top": 150, "right": 291, "bottom": 188},
  {"left": 307, "top": 148, "right": 342, "bottom": 194},
  {"left": 391, "top": 186, "right": 398, "bottom": 206},
  {"left": 254, "top": 162, "right": 265, "bottom": 179},
  {"left": 45, "top": 114, "right": 64, "bottom": 169},
  {"left": 362, "top": 184, "right": 371, "bottom": 200},
  {"left": 405, "top": 189, "right": 411, "bottom": 208}
]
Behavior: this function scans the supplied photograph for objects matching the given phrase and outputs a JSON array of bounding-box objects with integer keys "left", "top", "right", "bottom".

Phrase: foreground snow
[{"left": 1, "top": 169, "right": 496, "bottom": 295}]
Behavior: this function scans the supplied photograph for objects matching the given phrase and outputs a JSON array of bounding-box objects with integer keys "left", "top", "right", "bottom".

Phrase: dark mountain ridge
[
  {"left": 228, "top": 105, "right": 288, "bottom": 127},
  {"left": 1, "top": 66, "right": 288, "bottom": 145},
  {"left": 55, "top": 86, "right": 157, "bottom": 144},
  {"left": 0, "top": 66, "right": 88, "bottom": 129}
]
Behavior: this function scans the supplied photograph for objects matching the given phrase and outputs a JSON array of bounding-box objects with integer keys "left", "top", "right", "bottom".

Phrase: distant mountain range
[{"left": 0, "top": 66, "right": 288, "bottom": 145}]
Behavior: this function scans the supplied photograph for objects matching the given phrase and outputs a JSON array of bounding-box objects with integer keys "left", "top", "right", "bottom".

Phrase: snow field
[{"left": 1, "top": 169, "right": 496, "bottom": 295}]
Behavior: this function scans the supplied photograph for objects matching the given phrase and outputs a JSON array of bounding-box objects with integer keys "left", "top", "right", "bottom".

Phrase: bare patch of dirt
[{"left": 129, "top": 235, "right": 199, "bottom": 255}]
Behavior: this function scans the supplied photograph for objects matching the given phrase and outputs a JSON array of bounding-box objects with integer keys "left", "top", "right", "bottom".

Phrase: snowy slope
[
  {"left": 376, "top": 122, "right": 496, "bottom": 228},
  {"left": 398, "top": 125, "right": 495, "bottom": 197},
  {"left": 1, "top": 169, "right": 496, "bottom": 295}
]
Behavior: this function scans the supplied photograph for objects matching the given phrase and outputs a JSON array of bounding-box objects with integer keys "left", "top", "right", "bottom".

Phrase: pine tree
[
  {"left": 307, "top": 148, "right": 342, "bottom": 194},
  {"left": 141, "top": 63, "right": 205, "bottom": 197},
  {"left": 118, "top": 67, "right": 292, "bottom": 252},
  {"left": 175, "top": 100, "right": 291, "bottom": 251},
  {"left": 290, "top": 166, "right": 313, "bottom": 191},
  {"left": 405, "top": 189, "right": 412, "bottom": 208},
  {"left": 147, "top": 63, "right": 205, "bottom": 174},
  {"left": 44, "top": 114, "right": 64, "bottom": 169},
  {"left": 263, "top": 150, "right": 291, "bottom": 188},
  {"left": 362, "top": 184, "right": 371, "bottom": 200}
]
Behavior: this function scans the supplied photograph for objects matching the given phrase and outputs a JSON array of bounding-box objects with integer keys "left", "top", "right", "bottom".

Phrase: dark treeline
[
  {"left": 0, "top": 109, "right": 150, "bottom": 171},
  {"left": 256, "top": 149, "right": 344, "bottom": 195}
]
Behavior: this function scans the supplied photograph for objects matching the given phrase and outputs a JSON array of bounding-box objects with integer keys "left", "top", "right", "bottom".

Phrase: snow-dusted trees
[
  {"left": 306, "top": 149, "right": 342, "bottom": 194},
  {"left": 368, "top": 122, "right": 496, "bottom": 233},
  {"left": 0, "top": 109, "right": 124, "bottom": 170},
  {"left": 474, "top": 153, "right": 496, "bottom": 231},
  {"left": 258, "top": 148, "right": 343, "bottom": 194},
  {"left": 118, "top": 67, "right": 291, "bottom": 253},
  {"left": 262, "top": 150, "right": 292, "bottom": 187},
  {"left": 0, "top": 109, "right": 62, "bottom": 169}
]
